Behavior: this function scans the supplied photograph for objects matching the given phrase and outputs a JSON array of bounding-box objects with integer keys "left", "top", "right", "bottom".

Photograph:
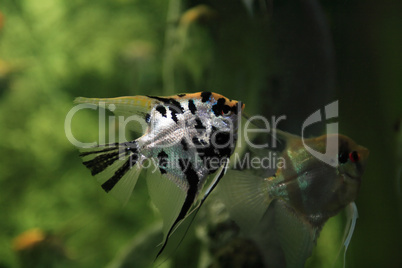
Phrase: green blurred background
[{"left": 0, "top": 0, "right": 400, "bottom": 267}]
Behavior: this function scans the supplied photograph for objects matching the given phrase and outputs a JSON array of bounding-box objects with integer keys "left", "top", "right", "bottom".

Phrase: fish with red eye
[
  {"left": 221, "top": 109, "right": 232, "bottom": 116},
  {"left": 217, "top": 132, "right": 369, "bottom": 268},
  {"left": 339, "top": 150, "right": 360, "bottom": 164},
  {"left": 349, "top": 151, "right": 360, "bottom": 162}
]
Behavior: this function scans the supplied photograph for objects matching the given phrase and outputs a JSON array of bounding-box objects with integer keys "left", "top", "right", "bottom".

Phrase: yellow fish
[{"left": 217, "top": 131, "right": 369, "bottom": 267}]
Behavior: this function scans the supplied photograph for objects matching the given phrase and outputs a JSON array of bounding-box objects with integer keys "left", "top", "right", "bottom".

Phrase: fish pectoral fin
[
  {"left": 336, "top": 202, "right": 358, "bottom": 268},
  {"left": 215, "top": 170, "right": 271, "bottom": 232},
  {"left": 79, "top": 142, "right": 142, "bottom": 204},
  {"left": 190, "top": 159, "right": 229, "bottom": 215}
]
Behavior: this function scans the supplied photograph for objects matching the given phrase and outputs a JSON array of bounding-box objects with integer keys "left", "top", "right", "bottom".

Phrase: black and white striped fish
[{"left": 74, "top": 92, "right": 244, "bottom": 257}]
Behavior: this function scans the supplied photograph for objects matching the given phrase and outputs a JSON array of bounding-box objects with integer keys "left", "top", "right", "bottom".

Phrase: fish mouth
[
  {"left": 343, "top": 169, "right": 365, "bottom": 186},
  {"left": 344, "top": 172, "right": 361, "bottom": 182}
]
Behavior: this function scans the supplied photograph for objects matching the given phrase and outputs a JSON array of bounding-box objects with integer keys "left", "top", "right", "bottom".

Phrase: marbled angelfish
[
  {"left": 75, "top": 92, "right": 244, "bottom": 257},
  {"left": 217, "top": 131, "right": 369, "bottom": 268}
]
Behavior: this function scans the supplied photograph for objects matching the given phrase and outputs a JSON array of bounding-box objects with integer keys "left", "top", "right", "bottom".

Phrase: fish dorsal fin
[
  {"left": 74, "top": 96, "right": 159, "bottom": 133},
  {"left": 272, "top": 128, "right": 300, "bottom": 142},
  {"left": 79, "top": 143, "right": 142, "bottom": 204},
  {"left": 274, "top": 201, "right": 315, "bottom": 268},
  {"left": 216, "top": 170, "right": 272, "bottom": 232}
]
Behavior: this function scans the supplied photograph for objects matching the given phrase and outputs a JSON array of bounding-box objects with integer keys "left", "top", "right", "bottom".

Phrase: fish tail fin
[
  {"left": 216, "top": 170, "right": 273, "bottom": 232},
  {"left": 79, "top": 141, "right": 142, "bottom": 204}
]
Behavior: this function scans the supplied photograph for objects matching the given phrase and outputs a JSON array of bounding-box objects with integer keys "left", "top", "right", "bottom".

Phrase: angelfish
[
  {"left": 217, "top": 131, "right": 369, "bottom": 268},
  {"left": 74, "top": 92, "right": 244, "bottom": 257}
]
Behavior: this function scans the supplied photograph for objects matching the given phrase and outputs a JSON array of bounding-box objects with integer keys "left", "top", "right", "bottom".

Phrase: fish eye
[
  {"left": 349, "top": 151, "right": 360, "bottom": 163},
  {"left": 221, "top": 106, "right": 232, "bottom": 116},
  {"left": 339, "top": 151, "right": 349, "bottom": 164}
]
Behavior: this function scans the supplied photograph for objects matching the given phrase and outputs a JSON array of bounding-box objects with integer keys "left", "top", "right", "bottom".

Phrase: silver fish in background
[
  {"left": 74, "top": 92, "right": 244, "bottom": 258},
  {"left": 216, "top": 131, "right": 369, "bottom": 268}
]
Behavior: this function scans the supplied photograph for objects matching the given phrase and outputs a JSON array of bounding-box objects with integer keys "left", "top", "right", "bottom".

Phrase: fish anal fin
[
  {"left": 216, "top": 170, "right": 271, "bottom": 232},
  {"left": 154, "top": 162, "right": 230, "bottom": 262},
  {"left": 274, "top": 200, "right": 316, "bottom": 268},
  {"left": 145, "top": 167, "right": 188, "bottom": 243}
]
